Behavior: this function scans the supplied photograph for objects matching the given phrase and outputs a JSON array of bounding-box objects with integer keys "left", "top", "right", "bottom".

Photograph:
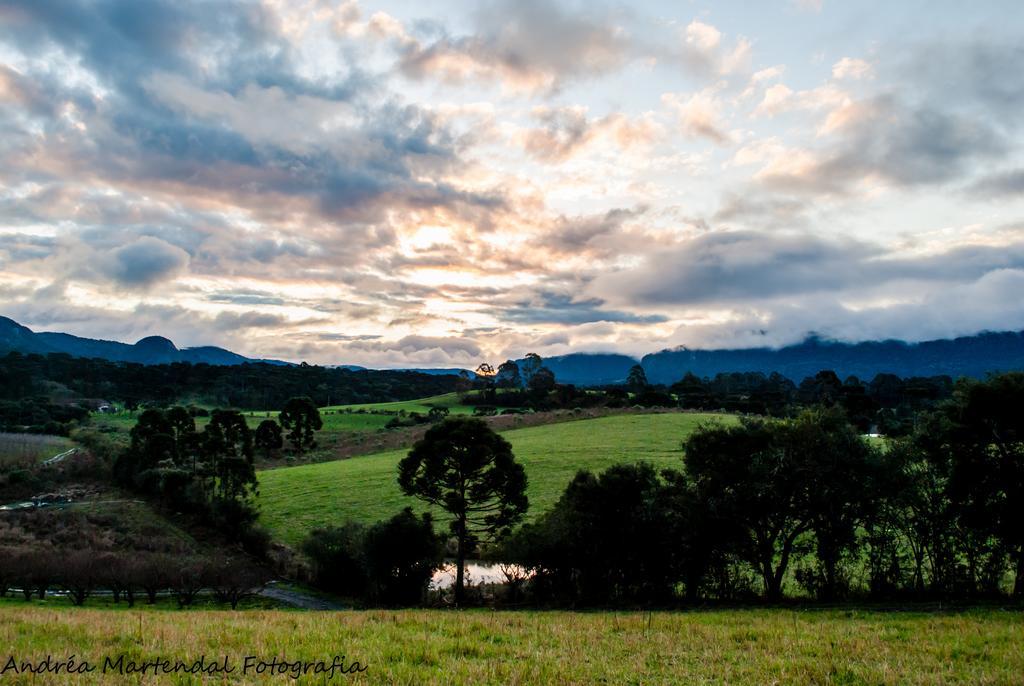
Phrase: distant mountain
[
  {"left": 640, "top": 332, "right": 1024, "bottom": 384},
  {"left": 6, "top": 315, "right": 1024, "bottom": 382},
  {"left": 401, "top": 367, "right": 476, "bottom": 377},
  {"left": 0, "top": 316, "right": 286, "bottom": 366},
  {"left": 529, "top": 353, "right": 639, "bottom": 385}
]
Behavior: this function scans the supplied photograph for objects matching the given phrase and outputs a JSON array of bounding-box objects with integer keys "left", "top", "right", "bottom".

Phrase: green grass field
[
  {"left": 0, "top": 605, "right": 1020, "bottom": 684},
  {"left": 324, "top": 392, "right": 480, "bottom": 416},
  {"left": 257, "top": 413, "right": 735, "bottom": 545},
  {"left": 89, "top": 410, "right": 394, "bottom": 446}
]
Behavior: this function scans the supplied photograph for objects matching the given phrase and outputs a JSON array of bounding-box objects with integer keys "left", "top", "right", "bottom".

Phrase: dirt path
[
  {"left": 41, "top": 447, "right": 78, "bottom": 466},
  {"left": 258, "top": 583, "right": 346, "bottom": 610}
]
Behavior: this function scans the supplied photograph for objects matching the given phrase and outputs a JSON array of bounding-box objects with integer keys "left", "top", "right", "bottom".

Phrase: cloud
[
  {"left": 831, "top": 57, "right": 872, "bottom": 81},
  {"left": 588, "top": 229, "right": 1024, "bottom": 308},
  {"left": 969, "top": 169, "right": 1024, "bottom": 198},
  {"left": 393, "top": 0, "right": 632, "bottom": 93},
  {"left": 663, "top": 85, "right": 732, "bottom": 144},
  {"left": 101, "top": 236, "right": 190, "bottom": 287},
  {"left": 344, "top": 334, "right": 482, "bottom": 363},
  {"left": 520, "top": 107, "right": 660, "bottom": 162},
  {"left": 674, "top": 20, "right": 751, "bottom": 78},
  {"left": 758, "top": 96, "right": 1006, "bottom": 193},
  {"left": 792, "top": 0, "right": 823, "bottom": 12},
  {"left": 663, "top": 268, "right": 1024, "bottom": 351}
]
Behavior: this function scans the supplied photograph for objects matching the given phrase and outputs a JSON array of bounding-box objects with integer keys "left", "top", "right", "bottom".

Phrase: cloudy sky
[{"left": 1, "top": 0, "right": 1023, "bottom": 367}]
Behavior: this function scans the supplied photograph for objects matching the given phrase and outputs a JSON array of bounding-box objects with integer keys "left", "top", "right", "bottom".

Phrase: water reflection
[{"left": 430, "top": 561, "right": 531, "bottom": 589}]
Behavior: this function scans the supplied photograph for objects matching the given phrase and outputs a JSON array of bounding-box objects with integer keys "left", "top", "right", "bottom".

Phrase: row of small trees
[
  {"left": 498, "top": 374, "right": 1024, "bottom": 604},
  {"left": 0, "top": 549, "right": 269, "bottom": 608},
  {"left": 113, "top": 397, "right": 322, "bottom": 546}
]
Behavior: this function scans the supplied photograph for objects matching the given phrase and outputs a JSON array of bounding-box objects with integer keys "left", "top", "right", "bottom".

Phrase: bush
[
  {"left": 363, "top": 509, "right": 444, "bottom": 605},
  {"left": 302, "top": 523, "right": 367, "bottom": 596}
]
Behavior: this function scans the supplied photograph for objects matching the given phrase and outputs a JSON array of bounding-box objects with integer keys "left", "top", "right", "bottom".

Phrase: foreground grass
[
  {"left": 258, "top": 413, "right": 734, "bottom": 544},
  {"left": 0, "top": 606, "right": 1021, "bottom": 684}
]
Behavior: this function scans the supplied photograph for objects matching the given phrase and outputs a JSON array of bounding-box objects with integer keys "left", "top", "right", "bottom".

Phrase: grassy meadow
[
  {"left": 0, "top": 432, "right": 74, "bottom": 467},
  {"left": 1, "top": 605, "right": 1021, "bottom": 684},
  {"left": 323, "top": 392, "right": 480, "bottom": 416},
  {"left": 257, "top": 412, "right": 735, "bottom": 544}
]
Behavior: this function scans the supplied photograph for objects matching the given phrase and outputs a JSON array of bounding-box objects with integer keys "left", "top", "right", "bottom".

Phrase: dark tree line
[
  {"left": 0, "top": 548, "right": 269, "bottom": 608},
  {"left": 497, "top": 374, "right": 1024, "bottom": 605},
  {"left": 0, "top": 351, "right": 461, "bottom": 414},
  {"left": 465, "top": 354, "right": 953, "bottom": 430},
  {"left": 0, "top": 397, "right": 89, "bottom": 435}
]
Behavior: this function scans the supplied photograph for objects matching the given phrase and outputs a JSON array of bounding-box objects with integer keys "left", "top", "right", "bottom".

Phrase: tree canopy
[{"left": 397, "top": 417, "right": 528, "bottom": 603}]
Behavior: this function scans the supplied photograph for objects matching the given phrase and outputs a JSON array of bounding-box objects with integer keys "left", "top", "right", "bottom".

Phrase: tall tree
[
  {"left": 527, "top": 367, "right": 556, "bottom": 393},
  {"left": 520, "top": 353, "right": 543, "bottom": 384},
  {"left": 278, "top": 396, "right": 323, "bottom": 453},
  {"left": 495, "top": 360, "right": 522, "bottom": 389},
  {"left": 202, "top": 409, "right": 256, "bottom": 503},
  {"left": 397, "top": 417, "right": 528, "bottom": 604},
  {"left": 254, "top": 419, "right": 283, "bottom": 458},
  {"left": 784, "top": 407, "right": 879, "bottom": 599},
  {"left": 626, "top": 364, "right": 649, "bottom": 392},
  {"left": 684, "top": 418, "right": 813, "bottom": 600}
]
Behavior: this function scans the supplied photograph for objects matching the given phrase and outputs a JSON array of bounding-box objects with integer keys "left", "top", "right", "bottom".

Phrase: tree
[
  {"left": 254, "top": 419, "right": 283, "bottom": 458},
  {"left": 626, "top": 364, "right": 649, "bottom": 392},
  {"left": 202, "top": 409, "right": 256, "bottom": 502},
  {"left": 507, "top": 463, "right": 674, "bottom": 603},
  {"left": 427, "top": 406, "right": 450, "bottom": 423},
  {"left": 302, "top": 523, "right": 368, "bottom": 596},
  {"left": 495, "top": 360, "right": 522, "bottom": 389},
  {"left": 521, "top": 353, "right": 543, "bottom": 385},
  {"left": 397, "top": 417, "right": 528, "bottom": 604},
  {"left": 785, "top": 408, "right": 879, "bottom": 599},
  {"left": 363, "top": 508, "right": 444, "bottom": 605},
  {"left": 527, "top": 367, "right": 556, "bottom": 393},
  {"left": 684, "top": 418, "right": 813, "bottom": 600},
  {"left": 278, "top": 397, "right": 323, "bottom": 453},
  {"left": 166, "top": 406, "right": 197, "bottom": 464},
  {"left": 199, "top": 410, "right": 258, "bottom": 535},
  {"left": 115, "top": 408, "right": 175, "bottom": 485}
]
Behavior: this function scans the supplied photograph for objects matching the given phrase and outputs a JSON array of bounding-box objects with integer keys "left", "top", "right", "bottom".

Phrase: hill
[
  {"left": 640, "top": 332, "right": 1024, "bottom": 384},
  {"left": 0, "top": 316, "right": 285, "bottom": 366},
  {"left": 524, "top": 352, "right": 639, "bottom": 385},
  {"left": 257, "top": 412, "right": 734, "bottom": 545}
]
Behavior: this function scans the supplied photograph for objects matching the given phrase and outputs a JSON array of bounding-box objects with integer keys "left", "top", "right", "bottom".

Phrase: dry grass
[
  {"left": 0, "top": 605, "right": 1021, "bottom": 684},
  {"left": 0, "top": 433, "right": 73, "bottom": 467}
]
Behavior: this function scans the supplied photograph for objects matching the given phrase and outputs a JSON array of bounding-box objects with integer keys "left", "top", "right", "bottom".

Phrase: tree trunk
[
  {"left": 455, "top": 524, "right": 466, "bottom": 606},
  {"left": 1014, "top": 549, "right": 1024, "bottom": 598}
]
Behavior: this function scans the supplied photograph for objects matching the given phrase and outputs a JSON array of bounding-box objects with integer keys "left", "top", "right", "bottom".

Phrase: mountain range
[
  {"left": 0, "top": 316, "right": 286, "bottom": 366},
  {"left": 4, "top": 315, "right": 1024, "bottom": 384}
]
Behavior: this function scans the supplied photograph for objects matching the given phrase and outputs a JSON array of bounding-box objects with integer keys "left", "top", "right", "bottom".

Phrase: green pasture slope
[
  {"left": 2, "top": 605, "right": 1021, "bottom": 685},
  {"left": 91, "top": 408, "right": 394, "bottom": 439},
  {"left": 324, "top": 391, "right": 482, "bottom": 416},
  {"left": 90, "top": 392, "right": 473, "bottom": 438},
  {"left": 258, "top": 412, "right": 735, "bottom": 545}
]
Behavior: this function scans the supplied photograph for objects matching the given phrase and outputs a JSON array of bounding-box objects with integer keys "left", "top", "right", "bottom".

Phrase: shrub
[{"left": 363, "top": 509, "right": 444, "bottom": 606}]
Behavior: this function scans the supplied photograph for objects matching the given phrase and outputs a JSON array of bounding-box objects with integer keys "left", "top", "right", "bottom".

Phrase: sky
[{"left": 1, "top": 0, "right": 1024, "bottom": 368}]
